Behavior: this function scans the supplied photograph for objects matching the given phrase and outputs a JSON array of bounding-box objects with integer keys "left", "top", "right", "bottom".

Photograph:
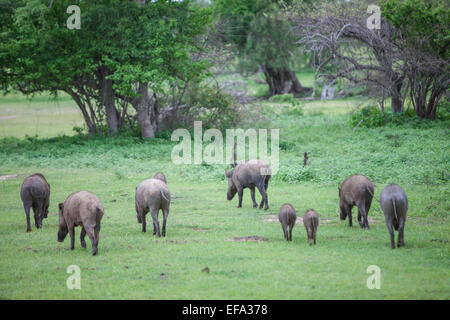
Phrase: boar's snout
[
  {"left": 57, "top": 228, "right": 67, "bottom": 242},
  {"left": 339, "top": 207, "right": 347, "bottom": 220}
]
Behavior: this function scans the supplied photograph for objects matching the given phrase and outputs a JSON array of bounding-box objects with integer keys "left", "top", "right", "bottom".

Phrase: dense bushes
[{"left": 350, "top": 105, "right": 385, "bottom": 128}]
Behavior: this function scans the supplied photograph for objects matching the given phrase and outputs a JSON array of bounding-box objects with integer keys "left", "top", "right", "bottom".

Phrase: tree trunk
[
  {"left": 262, "top": 65, "right": 312, "bottom": 97},
  {"left": 100, "top": 66, "right": 119, "bottom": 135},
  {"left": 131, "top": 83, "right": 155, "bottom": 138},
  {"left": 390, "top": 75, "right": 404, "bottom": 113},
  {"left": 66, "top": 89, "right": 97, "bottom": 137}
]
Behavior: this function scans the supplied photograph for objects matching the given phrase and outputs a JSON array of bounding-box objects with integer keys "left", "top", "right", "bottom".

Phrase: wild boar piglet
[{"left": 278, "top": 203, "right": 297, "bottom": 241}]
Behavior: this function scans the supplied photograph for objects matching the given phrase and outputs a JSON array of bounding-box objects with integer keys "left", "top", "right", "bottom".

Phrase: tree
[
  {"left": 0, "top": 0, "right": 212, "bottom": 137},
  {"left": 290, "top": 0, "right": 407, "bottom": 113},
  {"left": 213, "top": 0, "right": 312, "bottom": 97},
  {"left": 382, "top": 0, "right": 450, "bottom": 119}
]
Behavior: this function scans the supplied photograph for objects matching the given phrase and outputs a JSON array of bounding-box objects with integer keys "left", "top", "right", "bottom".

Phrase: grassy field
[{"left": 0, "top": 82, "right": 449, "bottom": 299}]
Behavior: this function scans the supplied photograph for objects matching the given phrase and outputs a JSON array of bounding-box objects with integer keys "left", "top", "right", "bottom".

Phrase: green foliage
[
  {"left": 276, "top": 164, "right": 316, "bottom": 183},
  {"left": 213, "top": 0, "right": 300, "bottom": 72},
  {"left": 382, "top": 0, "right": 450, "bottom": 60},
  {"left": 178, "top": 84, "right": 240, "bottom": 131},
  {"left": 350, "top": 105, "right": 386, "bottom": 128},
  {"left": 269, "top": 94, "right": 300, "bottom": 106}
]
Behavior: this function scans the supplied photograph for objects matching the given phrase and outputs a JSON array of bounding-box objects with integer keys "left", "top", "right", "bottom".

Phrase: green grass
[
  {"left": 0, "top": 92, "right": 83, "bottom": 138},
  {"left": 0, "top": 87, "right": 449, "bottom": 299}
]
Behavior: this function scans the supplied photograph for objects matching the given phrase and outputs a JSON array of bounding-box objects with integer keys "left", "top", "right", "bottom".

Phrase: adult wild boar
[
  {"left": 135, "top": 178, "right": 171, "bottom": 236},
  {"left": 303, "top": 209, "right": 319, "bottom": 245},
  {"left": 153, "top": 172, "right": 167, "bottom": 184},
  {"left": 338, "top": 174, "right": 374, "bottom": 229},
  {"left": 225, "top": 160, "right": 271, "bottom": 210},
  {"left": 380, "top": 184, "right": 408, "bottom": 249},
  {"left": 20, "top": 173, "right": 50, "bottom": 232},
  {"left": 278, "top": 203, "right": 296, "bottom": 241},
  {"left": 57, "top": 191, "right": 104, "bottom": 256}
]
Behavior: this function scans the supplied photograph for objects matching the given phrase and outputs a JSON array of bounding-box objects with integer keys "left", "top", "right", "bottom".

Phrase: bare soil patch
[
  {"left": 0, "top": 174, "right": 24, "bottom": 181},
  {"left": 230, "top": 236, "right": 268, "bottom": 242}
]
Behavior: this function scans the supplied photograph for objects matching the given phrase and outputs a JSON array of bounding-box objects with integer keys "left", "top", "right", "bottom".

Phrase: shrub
[
  {"left": 350, "top": 105, "right": 385, "bottom": 128},
  {"left": 177, "top": 85, "right": 240, "bottom": 131},
  {"left": 269, "top": 93, "right": 300, "bottom": 106}
]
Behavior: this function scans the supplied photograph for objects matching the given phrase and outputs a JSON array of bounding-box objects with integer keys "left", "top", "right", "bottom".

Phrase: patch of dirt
[
  {"left": 230, "top": 236, "right": 268, "bottom": 242},
  {"left": 264, "top": 214, "right": 333, "bottom": 225},
  {"left": 0, "top": 115, "right": 17, "bottom": 120},
  {"left": 167, "top": 239, "right": 188, "bottom": 244},
  {"left": 0, "top": 174, "right": 24, "bottom": 181},
  {"left": 326, "top": 235, "right": 346, "bottom": 240}
]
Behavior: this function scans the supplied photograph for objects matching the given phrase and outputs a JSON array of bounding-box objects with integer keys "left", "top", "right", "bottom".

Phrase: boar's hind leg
[
  {"left": 161, "top": 209, "right": 169, "bottom": 237},
  {"left": 84, "top": 225, "right": 97, "bottom": 256},
  {"left": 250, "top": 187, "right": 257, "bottom": 208},
  {"left": 397, "top": 217, "right": 405, "bottom": 248},
  {"left": 307, "top": 228, "right": 313, "bottom": 245},
  {"left": 256, "top": 183, "right": 269, "bottom": 210},
  {"left": 150, "top": 206, "right": 161, "bottom": 237},
  {"left": 23, "top": 201, "right": 32, "bottom": 232},
  {"left": 259, "top": 181, "right": 269, "bottom": 209},
  {"left": 288, "top": 223, "right": 294, "bottom": 241},
  {"left": 347, "top": 205, "right": 353, "bottom": 227},
  {"left": 281, "top": 223, "right": 288, "bottom": 241},
  {"left": 32, "top": 203, "right": 42, "bottom": 228},
  {"left": 386, "top": 219, "right": 395, "bottom": 249},
  {"left": 80, "top": 227, "right": 87, "bottom": 248},
  {"left": 313, "top": 225, "right": 317, "bottom": 245},
  {"left": 94, "top": 224, "right": 101, "bottom": 248},
  {"left": 357, "top": 203, "right": 369, "bottom": 229},
  {"left": 141, "top": 211, "right": 147, "bottom": 233}
]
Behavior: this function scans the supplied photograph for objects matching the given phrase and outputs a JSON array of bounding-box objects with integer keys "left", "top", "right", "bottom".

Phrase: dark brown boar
[
  {"left": 379, "top": 184, "right": 408, "bottom": 249},
  {"left": 278, "top": 203, "right": 297, "bottom": 241},
  {"left": 20, "top": 173, "right": 50, "bottom": 232},
  {"left": 303, "top": 209, "right": 319, "bottom": 245},
  {"left": 338, "top": 174, "right": 374, "bottom": 229},
  {"left": 57, "top": 191, "right": 104, "bottom": 256},
  {"left": 153, "top": 172, "right": 167, "bottom": 184},
  {"left": 135, "top": 178, "right": 171, "bottom": 236},
  {"left": 225, "top": 159, "right": 271, "bottom": 210}
]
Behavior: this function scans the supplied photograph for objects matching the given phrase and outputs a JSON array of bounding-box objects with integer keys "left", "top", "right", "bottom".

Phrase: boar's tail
[
  {"left": 364, "top": 184, "right": 379, "bottom": 203},
  {"left": 160, "top": 189, "right": 170, "bottom": 202}
]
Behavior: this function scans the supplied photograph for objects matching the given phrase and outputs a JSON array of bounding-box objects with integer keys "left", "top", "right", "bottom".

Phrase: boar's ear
[
  {"left": 58, "top": 203, "right": 64, "bottom": 211},
  {"left": 225, "top": 169, "right": 232, "bottom": 178}
]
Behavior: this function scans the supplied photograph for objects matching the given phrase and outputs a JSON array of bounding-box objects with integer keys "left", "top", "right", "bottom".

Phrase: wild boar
[
  {"left": 278, "top": 203, "right": 297, "bottom": 241},
  {"left": 303, "top": 209, "right": 319, "bottom": 245},
  {"left": 225, "top": 159, "right": 271, "bottom": 210},
  {"left": 135, "top": 178, "right": 171, "bottom": 236},
  {"left": 380, "top": 184, "right": 408, "bottom": 249},
  {"left": 153, "top": 172, "right": 167, "bottom": 184},
  {"left": 20, "top": 173, "right": 50, "bottom": 232},
  {"left": 338, "top": 174, "right": 374, "bottom": 229},
  {"left": 57, "top": 191, "right": 104, "bottom": 256}
]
